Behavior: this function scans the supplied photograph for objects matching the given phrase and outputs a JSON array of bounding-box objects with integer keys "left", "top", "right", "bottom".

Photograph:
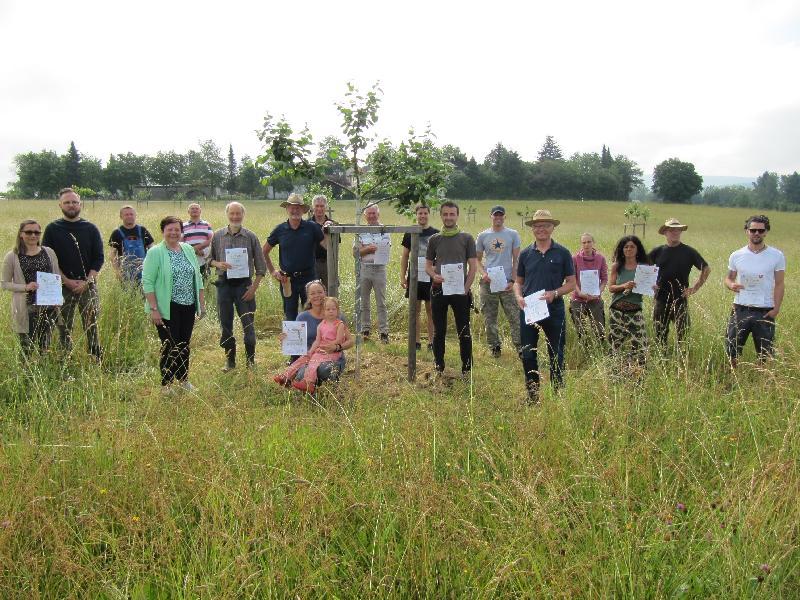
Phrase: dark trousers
[
  {"left": 59, "top": 285, "right": 102, "bottom": 358},
  {"left": 281, "top": 275, "right": 312, "bottom": 322},
  {"left": 653, "top": 298, "right": 689, "bottom": 346},
  {"left": 19, "top": 308, "right": 57, "bottom": 356},
  {"left": 520, "top": 304, "right": 566, "bottom": 389},
  {"left": 156, "top": 302, "right": 196, "bottom": 385},
  {"left": 725, "top": 305, "right": 775, "bottom": 360},
  {"left": 217, "top": 281, "right": 256, "bottom": 362},
  {"left": 431, "top": 289, "right": 472, "bottom": 372}
]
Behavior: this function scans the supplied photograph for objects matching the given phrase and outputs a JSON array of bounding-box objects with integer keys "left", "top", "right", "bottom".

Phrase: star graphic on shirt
[{"left": 491, "top": 238, "right": 506, "bottom": 253}]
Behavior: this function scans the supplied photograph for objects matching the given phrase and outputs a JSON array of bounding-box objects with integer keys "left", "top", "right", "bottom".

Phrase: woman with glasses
[
  {"left": 1, "top": 220, "right": 62, "bottom": 355},
  {"left": 278, "top": 280, "right": 354, "bottom": 384}
]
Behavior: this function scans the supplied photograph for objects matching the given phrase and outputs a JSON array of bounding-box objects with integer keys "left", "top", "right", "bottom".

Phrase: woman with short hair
[
  {"left": 607, "top": 235, "right": 650, "bottom": 368},
  {"left": 142, "top": 216, "right": 205, "bottom": 392},
  {"left": 1, "top": 219, "right": 62, "bottom": 356}
]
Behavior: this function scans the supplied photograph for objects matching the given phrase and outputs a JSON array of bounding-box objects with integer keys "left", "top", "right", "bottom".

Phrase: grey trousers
[{"left": 359, "top": 264, "right": 388, "bottom": 334}]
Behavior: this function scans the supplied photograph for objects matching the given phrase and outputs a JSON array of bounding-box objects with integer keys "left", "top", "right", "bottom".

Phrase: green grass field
[{"left": 0, "top": 198, "right": 797, "bottom": 598}]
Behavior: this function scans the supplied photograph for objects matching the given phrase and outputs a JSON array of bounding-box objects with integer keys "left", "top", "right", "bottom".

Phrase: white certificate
[
  {"left": 523, "top": 290, "right": 549, "bottom": 324},
  {"left": 281, "top": 321, "right": 308, "bottom": 356},
  {"left": 633, "top": 265, "right": 659, "bottom": 297},
  {"left": 372, "top": 239, "right": 390, "bottom": 266},
  {"left": 738, "top": 273, "right": 765, "bottom": 306},
  {"left": 35, "top": 272, "right": 63, "bottom": 306},
  {"left": 487, "top": 266, "right": 507, "bottom": 293},
  {"left": 579, "top": 269, "right": 601, "bottom": 297},
  {"left": 417, "top": 256, "right": 430, "bottom": 283},
  {"left": 441, "top": 263, "right": 465, "bottom": 296},
  {"left": 225, "top": 247, "right": 249, "bottom": 279}
]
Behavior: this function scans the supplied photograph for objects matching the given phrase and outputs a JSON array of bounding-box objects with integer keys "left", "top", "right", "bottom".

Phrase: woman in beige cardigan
[{"left": 1, "top": 219, "right": 62, "bottom": 355}]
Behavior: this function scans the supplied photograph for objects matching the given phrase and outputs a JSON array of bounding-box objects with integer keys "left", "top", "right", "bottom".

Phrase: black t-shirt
[
  {"left": 109, "top": 225, "right": 154, "bottom": 253},
  {"left": 401, "top": 227, "right": 439, "bottom": 254},
  {"left": 306, "top": 215, "right": 334, "bottom": 261},
  {"left": 648, "top": 243, "right": 707, "bottom": 302}
]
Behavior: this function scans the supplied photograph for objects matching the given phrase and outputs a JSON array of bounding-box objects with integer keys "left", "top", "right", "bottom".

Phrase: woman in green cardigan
[{"left": 142, "top": 216, "right": 205, "bottom": 392}]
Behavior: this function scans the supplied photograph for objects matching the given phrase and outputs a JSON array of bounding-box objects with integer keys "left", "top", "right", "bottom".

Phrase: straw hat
[
  {"left": 525, "top": 209, "right": 560, "bottom": 227},
  {"left": 280, "top": 193, "right": 309, "bottom": 210},
  {"left": 658, "top": 217, "right": 688, "bottom": 235}
]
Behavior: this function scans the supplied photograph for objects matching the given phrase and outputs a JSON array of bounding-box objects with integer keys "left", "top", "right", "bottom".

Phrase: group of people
[{"left": 0, "top": 187, "right": 787, "bottom": 403}]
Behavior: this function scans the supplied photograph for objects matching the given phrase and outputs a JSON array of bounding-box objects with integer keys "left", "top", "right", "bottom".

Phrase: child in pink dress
[{"left": 274, "top": 297, "right": 348, "bottom": 393}]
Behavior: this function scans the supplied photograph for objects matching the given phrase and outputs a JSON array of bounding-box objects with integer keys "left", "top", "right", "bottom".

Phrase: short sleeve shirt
[
  {"left": 728, "top": 245, "right": 786, "bottom": 308},
  {"left": 476, "top": 227, "right": 521, "bottom": 281},
  {"left": 517, "top": 240, "right": 575, "bottom": 302},
  {"left": 648, "top": 243, "right": 708, "bottom": 303},
  {"left": 267, "top": 220, "right": 323, "bottom": 274},
  {"left": 425, "top": 232, "right": 477, "bottom": 275},
  {"left": 109, "top": 225, "right": 154, "bottom": 254}
]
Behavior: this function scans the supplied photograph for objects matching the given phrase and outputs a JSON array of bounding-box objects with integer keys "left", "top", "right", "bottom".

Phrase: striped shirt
[{"left": 182, "top": 219, "right": 213, "bottom": 265}]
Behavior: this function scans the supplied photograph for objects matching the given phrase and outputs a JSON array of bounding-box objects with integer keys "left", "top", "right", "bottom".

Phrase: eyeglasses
[
  {"left": 748, "top": 228, "right": 766, "bottom": 233},
  {"left": 22, "top": 230, "right": 41, "bottom": 235}
]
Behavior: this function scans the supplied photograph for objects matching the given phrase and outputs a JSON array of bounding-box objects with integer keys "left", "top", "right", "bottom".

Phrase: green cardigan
[{"left": 141, "top": 241, "right": 204, "bottom": 319}]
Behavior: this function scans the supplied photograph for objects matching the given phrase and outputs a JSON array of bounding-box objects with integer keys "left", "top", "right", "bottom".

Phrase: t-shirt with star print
[{"left": 476, "top": 227, "right": 521, "bottom": 281}]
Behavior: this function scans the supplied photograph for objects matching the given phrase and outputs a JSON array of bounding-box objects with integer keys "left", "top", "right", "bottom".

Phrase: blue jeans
[
  {"left": 282, "top": 275, "right": 312, "bottom": 322},
  {"left": 519, "top": 303, "right": 566, "bottom": 388},
  {"left": 295, "top": 355, "right": 346, "bottom": 383}
]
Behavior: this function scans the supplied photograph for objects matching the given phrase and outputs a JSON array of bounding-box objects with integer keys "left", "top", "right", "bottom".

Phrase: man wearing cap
[
  {"left": 476, "top": 205, "right": 521, "bottom": 357},
  {"left": 425, "top": 201, "right": 478, "bottom": 377},
  {"left": 648, "top": 218, "right": 710, "bottom": 348},
  {"left": 354, "top": 203, "right": 390, "bottom": 343},
  {"left": 514, "top": 209, "right": 575, "bottom": 404},
  {"left": 264, "top": 193, "right": 325, "bottom": 322},
  {"left": 724, "top": 214, "right": 785, "bottom": 368},
  {"left": 209, "top": 201, "right": 267, "bottom": 371}
]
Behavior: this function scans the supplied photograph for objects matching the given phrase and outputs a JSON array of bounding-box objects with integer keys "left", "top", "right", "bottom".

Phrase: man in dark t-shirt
[
  {"left": 648, "top": 218, "right": 710, "bottom": 347},
  {"left": 513, "top": 209, "right": 575, "bottom": 404},
  {"left": 400, "top": 204, "right": 439, "bottom": 350},
  {"left": 108, "top": 205, "right": 154, "bottom": 284}
]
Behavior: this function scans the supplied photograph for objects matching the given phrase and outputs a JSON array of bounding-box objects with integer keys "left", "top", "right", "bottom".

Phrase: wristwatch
[{"left": 553, "top": 289, "right": 560, "bottom": 299}]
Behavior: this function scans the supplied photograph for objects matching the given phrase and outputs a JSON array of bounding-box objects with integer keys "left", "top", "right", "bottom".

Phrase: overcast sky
[{"left": 1, "top": 0, "right": 799, "bottom": 189}]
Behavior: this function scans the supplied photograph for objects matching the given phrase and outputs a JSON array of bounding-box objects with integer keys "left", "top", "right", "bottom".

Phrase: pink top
[
  {"left": 311, "top": 318, "right": 343, "bottom": 362},
  {"left": 571, "top": 250, "right": 608, "bottom": 303}
]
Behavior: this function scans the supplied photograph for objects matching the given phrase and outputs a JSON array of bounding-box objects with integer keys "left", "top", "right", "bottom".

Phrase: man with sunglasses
[
  {"left": 724, "top": 215, "right": 785, "bottom": 367},
  {"left": 42, "top": 187, "right": 104, "bottom": 359}
]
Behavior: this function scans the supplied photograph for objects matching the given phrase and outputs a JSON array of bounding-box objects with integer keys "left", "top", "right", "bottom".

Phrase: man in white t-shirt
[{"left": 723, "top": 214, "right": 786, "bottom": 367}]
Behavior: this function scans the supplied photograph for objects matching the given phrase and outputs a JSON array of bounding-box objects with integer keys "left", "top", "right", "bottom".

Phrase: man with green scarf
[{"left": 425, "top": 201, "right": 478, "bottom": 377}]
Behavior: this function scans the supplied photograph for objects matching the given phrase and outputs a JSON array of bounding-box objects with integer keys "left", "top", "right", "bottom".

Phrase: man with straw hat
[
  {"left": 514, "top": 209, "right": 575, "bottom": 404},
  {"left": 648, "top": 217, "right": 710, "bottom": 348},
  {"left": 264, "top": 193, "right": 325, "bottom": 322}
]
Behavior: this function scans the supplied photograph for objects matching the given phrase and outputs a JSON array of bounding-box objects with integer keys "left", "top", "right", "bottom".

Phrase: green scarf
[{"left": 441, "top": 225, "right": 461, "bottom": 237}]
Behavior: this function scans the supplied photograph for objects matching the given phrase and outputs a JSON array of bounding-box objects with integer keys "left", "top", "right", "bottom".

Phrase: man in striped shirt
[{"left": 182, "top": 203, "right": 214, "bottom": 278}]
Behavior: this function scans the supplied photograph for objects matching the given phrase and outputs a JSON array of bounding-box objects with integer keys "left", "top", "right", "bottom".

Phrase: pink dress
[{"left": 283, "top": 319, "right": 343, "bottom": 383}]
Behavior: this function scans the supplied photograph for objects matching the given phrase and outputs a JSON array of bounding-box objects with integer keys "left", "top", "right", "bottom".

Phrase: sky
[{"left": 1, "top": 0, "right": 799, "bottom": 189}]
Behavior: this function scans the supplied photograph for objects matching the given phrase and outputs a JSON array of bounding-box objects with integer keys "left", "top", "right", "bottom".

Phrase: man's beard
[{"left": 62, "top": 208, "right": 80, "bottom": 218}]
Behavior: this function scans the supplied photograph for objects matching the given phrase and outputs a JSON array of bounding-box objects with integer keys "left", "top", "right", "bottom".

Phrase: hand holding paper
[
  {"left": 633, "top": 265, "right": 658, "bottom": 297},
  {"left": 35, "top": 272, "right": 63, "bottom": 306},
  {"left": 523, "top": 290, "right": 549, "bottom": 324},
  {"left": 487, "top": 266, "right": 507, "bottom": 293},
  {"left": 281, "top": 321, "right": 308, "bottom": 356}
]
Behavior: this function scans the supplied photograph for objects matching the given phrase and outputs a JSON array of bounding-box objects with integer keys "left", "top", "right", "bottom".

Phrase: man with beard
[{"left": 42, "top": 188, "right": 105, "bottom": 359}]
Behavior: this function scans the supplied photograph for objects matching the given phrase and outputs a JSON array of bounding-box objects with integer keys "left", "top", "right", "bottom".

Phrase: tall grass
[{"left": 0, "top": 199, "right": 797, "bottom": 597}]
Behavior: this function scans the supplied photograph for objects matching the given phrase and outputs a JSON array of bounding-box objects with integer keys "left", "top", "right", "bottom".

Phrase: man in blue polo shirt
[
  {"left": 514, "top": 209, "right": 576, "bottom": 404},
  {"left": 264, "top": 193, "right": 325, "bottom": 321}
]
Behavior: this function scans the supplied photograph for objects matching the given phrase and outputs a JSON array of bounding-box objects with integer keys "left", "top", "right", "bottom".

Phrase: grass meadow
[{"left": 0, "top": 198, "right": 797, "bottom": 598}]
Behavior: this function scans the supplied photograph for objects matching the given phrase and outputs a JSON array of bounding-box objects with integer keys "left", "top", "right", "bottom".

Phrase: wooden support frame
[{"left": 326, "top": 224, "right": 423, "bottom": 382}]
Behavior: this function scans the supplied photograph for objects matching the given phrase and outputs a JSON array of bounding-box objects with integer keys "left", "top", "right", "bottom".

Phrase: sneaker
[
  {"left": 380, "top": 333, "right": 390, "bottom": 344},
  {"left": 160, "top": 384, "right": 175, "bottom": 396},
  {"left": 292, "top": 380, "right": 316, "bottom": 393},
  {"left": 180, "top": 381, "right": 197, "bottom": 392},
  {"left": 222, "top": 359, "right": 236, "bottom": 373},
  {"left": 273, "top": 374, "right": 290, "bottom": 387},
  {"left": 491, "top": 346, "right": 501, "bottom": 358}
]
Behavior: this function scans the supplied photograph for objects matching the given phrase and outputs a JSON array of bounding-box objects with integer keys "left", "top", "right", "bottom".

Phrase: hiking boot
[
  {"left": 222, "top": 354, "right": 236, "bottom": 372},
  {"left": 491, "top": 346, "right": 501, "bottom": 358},
  {"left": 180, "top": 381, "right": 197, "bottom": 392},
  {"left": 380, "top": 333, "right": 390, "bottom": 344}
]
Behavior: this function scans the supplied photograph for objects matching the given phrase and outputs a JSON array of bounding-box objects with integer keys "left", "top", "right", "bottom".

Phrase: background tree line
[{"left": 696, "top": 171, "right": 800, "bottom": 211}]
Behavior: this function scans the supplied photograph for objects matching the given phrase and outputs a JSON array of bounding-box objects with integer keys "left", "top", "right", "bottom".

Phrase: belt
[{"left": 282, "top": 269, "right": 313, "bottom": 278}]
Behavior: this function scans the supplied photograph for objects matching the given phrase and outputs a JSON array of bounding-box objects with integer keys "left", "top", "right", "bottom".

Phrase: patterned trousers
[
  {"left": 479, "top": 281, "right": 521, "bottom": 350},
  {"left": 608, "top": 308, "right": 647, "bottom": 366}
]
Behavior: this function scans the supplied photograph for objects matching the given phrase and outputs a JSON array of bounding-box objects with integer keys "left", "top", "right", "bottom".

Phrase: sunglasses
[
  {"left": 748, "top": 228, "right": 766, "bottom": 233},
  {"left": 22, "top": 230, "right": 42, "bottom": 235}
]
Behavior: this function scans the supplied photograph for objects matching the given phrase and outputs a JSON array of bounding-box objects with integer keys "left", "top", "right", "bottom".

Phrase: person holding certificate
[
  {"left": 400, "top": 204, "right": 439, "bottom": 351},
  {"left": 724, "top": 215, "right": 785, "bottom": 367},
  {"left": 2, "top": 220, "right": 62, "bottom": 356},
  {"left": 426, "top": 201, "right": 478, "bottom": 377},
  {"left": 514, "top": 210, "right": 575, "bottom": 404},
  {"left": 354, "top": 203, "right": 391, "bottom": 343},
  {"left": 142, "top": 216, "right": 206, "bottom": 392},
  {"left": 476, "top": 206, "right": 522, "bottom": 358},
  {"left": 569, "top": 233, "right": 608, "bottom": 341},
  {"left": 278, "top": 280, "right": 354, "bottom": 384},
  {"left": 210, "top": 201, "right": 267, "bottom": 371},
  {"left": 607, "top": 236, "right": 651, "bottom": 370}
]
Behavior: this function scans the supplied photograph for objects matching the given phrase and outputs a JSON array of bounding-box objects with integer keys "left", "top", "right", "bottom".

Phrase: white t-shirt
[{"left": 728, "top": 245, "right": 786, "bottom": 308}]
